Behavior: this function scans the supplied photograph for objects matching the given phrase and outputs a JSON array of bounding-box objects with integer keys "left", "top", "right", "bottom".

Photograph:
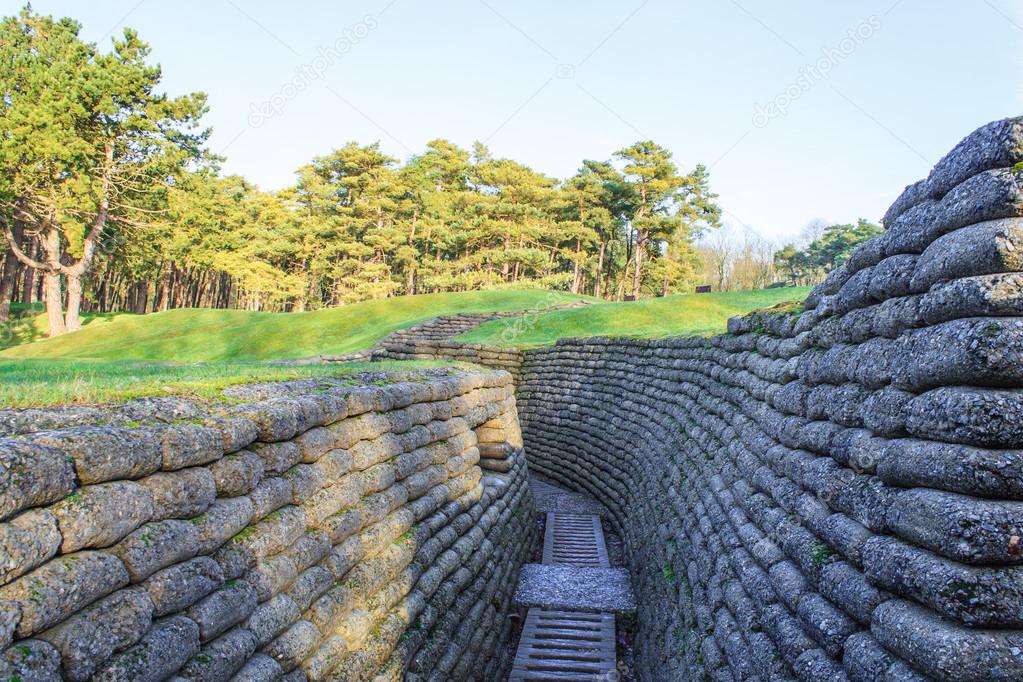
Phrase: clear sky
[{"left": 9, "top": 0, "right": 1023, "bottom": 242}]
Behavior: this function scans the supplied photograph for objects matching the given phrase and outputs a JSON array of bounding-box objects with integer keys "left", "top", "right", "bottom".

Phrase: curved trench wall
[
  {"left": 518, "top": 117, "right": 1023, "bottom": 682},
  {"left": 375, "top": 341, "right": 525, "bottom": 384},
  {"left": 0, "top": 369, "right": 535, "bottom": 681}
]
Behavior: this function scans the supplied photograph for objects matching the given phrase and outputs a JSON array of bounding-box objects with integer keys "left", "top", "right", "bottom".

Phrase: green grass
[
  {"left": 458, "top": 287, "right": 812, "bottom": 347},
  {"left": 0, "top": 289, "right": 588, "bottom": 407},
  {"left": 0, "top": 289, "right": 592, "bottom": 362},
  {"left": 0, "top": 287, "right": 808, "bottom": 407},
  {"left": 0, "top": 358, "right": 459, "bottom": 408}
]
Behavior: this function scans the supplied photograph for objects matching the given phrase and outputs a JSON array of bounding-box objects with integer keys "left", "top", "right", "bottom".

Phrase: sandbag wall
[
  {"left": 0, "top": 369, "right": 536, "bottom": 681},
  {"left": 374, "top": 341, "right": 525, "bottom": 384},
  {"left": 374, "top": 314, "right": 505, "bottom": 346},
  {"left": 372, "top": 303, "right": 591, "bottom": 351},
  {"left": 517, "top": 117, "right": 1023, "bottom": 682}
]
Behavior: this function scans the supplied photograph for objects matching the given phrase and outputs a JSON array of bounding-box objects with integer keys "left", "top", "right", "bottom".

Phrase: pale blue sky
[{"left": 10, "top": 0, "right": 1023, "bottom": 242}]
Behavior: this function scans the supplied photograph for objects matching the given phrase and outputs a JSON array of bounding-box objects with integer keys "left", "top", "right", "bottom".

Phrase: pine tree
[
  {"left": 614, "top": 142, "right": 687, "bottom": 299},
  {"left": 0, "top": 7, "right": 210, "bottom": 335}
]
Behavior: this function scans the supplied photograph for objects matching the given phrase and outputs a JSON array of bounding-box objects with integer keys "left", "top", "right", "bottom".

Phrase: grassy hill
[
  {"left": 458, "top": 287, "right": 811, "bottom": 347},
  {"left": 0, "top": 287, "right": 810, "bottom": 407},
  {"left": 1, "top": 290, "right": 592, "bottom": 361},
  {"left": 0, "top": 290, "right": 590, "bottom": 406}
]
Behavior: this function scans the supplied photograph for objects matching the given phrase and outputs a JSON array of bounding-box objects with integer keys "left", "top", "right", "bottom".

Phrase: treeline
[
  {"left": 772, "top": 219, "right": 883, "bottom": 286},
  {"left": 0, "top": 8, "right": 726, "bottom": 337},
  {"left": 687, "top": 219, "right": 882, "bottom": 293},
  {"left": 111, "top": 138, "right": 722, "bottom": 315},
  {"left": 5, "top": 138, "right": 723, "bottom": 322}
]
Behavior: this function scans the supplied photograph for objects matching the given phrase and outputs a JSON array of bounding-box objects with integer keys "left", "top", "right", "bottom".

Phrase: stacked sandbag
[
  {"left": 0, "top": 369, "right": 535, "bottom": 681},
  {"left": 516, "top": 117, "right": 1023, "bottom": 682}
]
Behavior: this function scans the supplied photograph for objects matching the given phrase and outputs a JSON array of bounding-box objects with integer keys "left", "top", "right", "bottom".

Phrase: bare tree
[
  {"left": 799, "top": 218, "right": 829, "bottom": 247},
  {"left": 732, "top": 231, "right": 777, "bottom": 290},
  {"left": 698, "top": 229, "right": 738, "bottom": 291}
]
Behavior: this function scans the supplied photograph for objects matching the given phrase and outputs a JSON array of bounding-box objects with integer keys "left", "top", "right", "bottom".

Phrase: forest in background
[{"left": 0, "top": 7, "right": 878, "bottom": 338}]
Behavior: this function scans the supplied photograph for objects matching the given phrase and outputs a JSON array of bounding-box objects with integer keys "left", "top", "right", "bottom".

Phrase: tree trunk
[
  {"left": 502, "top": 234, "right": 510, "bottom": 280},
  {"left": 43, "top": 271, "right": 66, "bottom": 337},
  {"left": 173, "top": 268, "right": 184, "bottom": 308},
  {"left": 21, "top": 241, "right": 36, "bottom": 304},
  {"left": 617, "top": 258, "right": 629, "bottom": 301},
  {"left": 59, "top": 141, "right": 113, "bottom": 331},
  {"left": 95, "top": 268, "right": 110, "bottom": 313},
  {"left": 406, "top": 213, "right": 418, "bottom": 296},
  {"left": 0, "top": 217, "right": 24, "bottom": 321},
  {"left": 594, "top": 239, "right": 606, "bottom": 299},
  {"left": 221, "top": 274, "right": 232, "bottom": 308},
  {"left": 571, "top": 238, "right": 581, "bottom": 294},
  {"left": 132, "top": 281, "right": 149, "bottom": 315},
  {"left": 198, "top": 274, "right": 211, "bottom": 308},
  {"left": 157, "top": 261, "right": 171, "bottom": 311},
  {"left": 632, "top": 231, "right": 645, "bottom": 299},
  {"left": 661, "top": 242, "right": 671, "bottom": 297},
  {"left": 292, "top": 260, "right": 307, "bottom": 312},
  {"left": 19, "top": 236, "right": 38, "bottom": 305},
  {"left": 64, "top": 273, "right": 84, "bottom": 331},
  {"left": 191, "top": 271, "right": 206, "bottom": 307},
  {"left": 36, "top": 227, "right": 66, "bottom": 336},
  {"left": 174, "top": 265, "right": 184, "bottom": 308},
  {"left": 107, "top": 271, "right": 123, "bottom": 312}
]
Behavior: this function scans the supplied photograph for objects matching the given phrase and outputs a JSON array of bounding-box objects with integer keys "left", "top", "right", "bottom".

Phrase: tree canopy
[{"left": 0, "top": 7, "right": 210, "bottom": 333}]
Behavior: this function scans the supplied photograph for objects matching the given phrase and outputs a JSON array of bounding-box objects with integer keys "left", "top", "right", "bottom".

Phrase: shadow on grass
[{"left": 1, "top": 304, "right": 127, "bottom": 352}]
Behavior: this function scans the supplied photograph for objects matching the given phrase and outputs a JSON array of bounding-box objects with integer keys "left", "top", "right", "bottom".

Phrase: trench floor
[{"left": 509, "top": 480, "right": 635, "bottom": 681}]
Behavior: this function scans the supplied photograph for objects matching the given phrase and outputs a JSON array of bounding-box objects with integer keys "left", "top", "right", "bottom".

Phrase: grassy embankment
[
  {"left": 0, "top": 288, "right": 810, "bottom": 407},
  {"left": 458, "top": 287, "right": 811, "bottom": 347},
  {"left": 0, "top": 290, "right": 589, "bottom": 406},
  {"left": 1, "top": 290, "right": 593, "bottom": 360}
]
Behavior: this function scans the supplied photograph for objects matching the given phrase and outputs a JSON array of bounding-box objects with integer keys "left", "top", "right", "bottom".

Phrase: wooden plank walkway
[
  {"left": 508, "top": 609, "right": 617, "bottom": 681},
  {"left": 510, "top": 499, "right": 621, "bottom": 680},
  {"left": 543, "top": 513, "right": 609, "bottom": 568}
]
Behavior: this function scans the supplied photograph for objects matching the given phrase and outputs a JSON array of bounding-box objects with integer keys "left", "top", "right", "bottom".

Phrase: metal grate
[
  {"left": 542, "top": 513, "right": 609, "bottom": 568},
  {"left": 508, "top": 609, "right": 617, "bottom": 681}
]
